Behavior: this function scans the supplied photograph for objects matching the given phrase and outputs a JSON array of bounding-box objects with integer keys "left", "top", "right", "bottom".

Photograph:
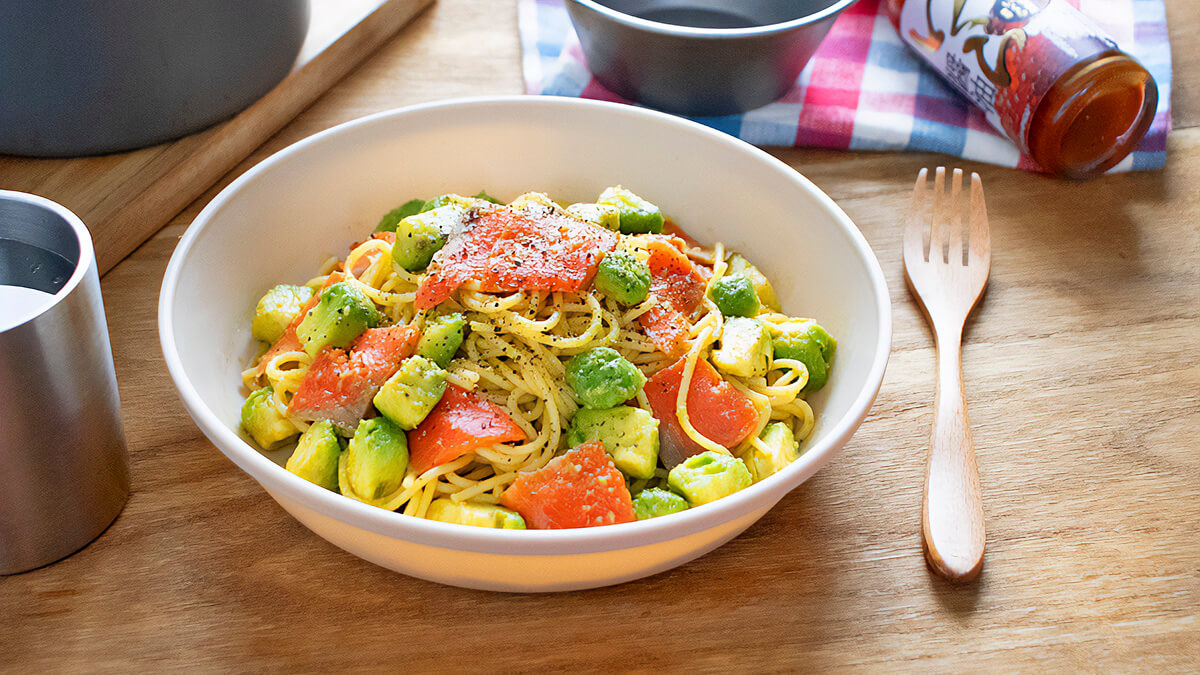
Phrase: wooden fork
[{"left": 903, "top": 167, "right": 991, "bottom": 583}]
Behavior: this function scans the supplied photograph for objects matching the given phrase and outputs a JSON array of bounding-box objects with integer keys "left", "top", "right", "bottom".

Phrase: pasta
[{"left": 239, "top": 189, "right": 833, "bottom": 529}]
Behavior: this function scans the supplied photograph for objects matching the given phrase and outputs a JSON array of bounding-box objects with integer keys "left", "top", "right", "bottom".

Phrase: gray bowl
[
  {"left": 564, "top": 0, "right": 857, "bottom": 116},
  {"left": 0, "top": 0, "right": 310, "bottom": 157}
]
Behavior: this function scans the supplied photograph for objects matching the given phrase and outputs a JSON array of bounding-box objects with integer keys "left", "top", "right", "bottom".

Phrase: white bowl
[{"left": 159, "top": 96, "right": 891, "bottom": 592}]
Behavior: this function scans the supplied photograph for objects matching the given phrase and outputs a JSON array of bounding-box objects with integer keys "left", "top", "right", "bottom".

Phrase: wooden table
[{"left": 2, "top": 1, "right": 1197, "bottom": 670}]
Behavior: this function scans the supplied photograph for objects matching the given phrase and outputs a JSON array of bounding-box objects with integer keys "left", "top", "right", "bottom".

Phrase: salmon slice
[
  {"left": 638, "top": 237, "right": 707, "bottom": 358},
  {"left": 407, "top": 384, "right": 527, "bottom": 474},
  {"left": 415, "top": 203, "right": 619, "bottom": 309},
  {"left": 644, "top": 356, "right": 760, "bottom": 468},
  {"left": 499, "top": 441, "right": 635, "bottom": 529},
  {"left": 346, "top": 231, "right": 396, "bottom": 277},
  {"left": 287, "top": 325, "right": 419, "bottom": 431}
]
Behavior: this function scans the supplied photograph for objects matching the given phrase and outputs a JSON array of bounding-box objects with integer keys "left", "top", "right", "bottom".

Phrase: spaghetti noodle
[{"left": 239, "top": 190, "right": 831, "bottom": 528}]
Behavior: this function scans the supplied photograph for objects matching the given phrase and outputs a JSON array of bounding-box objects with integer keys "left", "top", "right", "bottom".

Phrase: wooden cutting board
[{"left": 0, "top": 0, "right": 434, "bottom": 275}]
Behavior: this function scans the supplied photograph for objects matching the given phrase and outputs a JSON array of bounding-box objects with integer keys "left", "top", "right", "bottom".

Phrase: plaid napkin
[{"left": 518, "top": 0, "right": 1172, "bottom": 172}]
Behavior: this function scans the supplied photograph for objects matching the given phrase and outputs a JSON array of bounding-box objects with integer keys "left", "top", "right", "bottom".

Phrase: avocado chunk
[
  {"left": 251, "top": 284, "right": 313, "bottom": 344},
  {"left": 597, "top": 186, "right": 664, "bottom": 234},
  {"left": 566, "top": 202, "right": 621, "bottom": 230},
  {"left": 727, "top": 253, "right": 781, "bottom": 312},
  {"left": 508, "top": 191, "right": 562, "bottom": 211},
  {"left": 712, "top": 317, "right": 772, "bottom": 378},
  {"left": 566, "top": 406, "right": 660, "bottom": 479},
  {"left": 373, "top": 355, "right": 448, "bottom": 430},
  {"left": 472, "top": 190, "right": 502, "bottom": 204},
  {"left": 296, "top": 282, "right": 380, "bottom": 357},
  {"left": 419, "top": 193, "right": 487, "bottom": 213},
  {"left": 339, "top": 417, "right": 409, "bottom": 507},
  {"left": 594, "top": 249, "right": 651, "bottom": 305},
  {"left": 708, "top": 274, "right": 761, "bottom": 318},
  {"left": 285, "top": 419, "right": 343, "bottom": 491},
  {"left": 392, "top": 204, "right": 471, "bottom": 272},
  {"left": 241, "top": 386, "right": 299, "bottom": 450},
  {"left": 667, "top": 451, "right": 753, "bottom": 506},
  {"left": 416, "top": 313, "right": 465, "bottom": 368},
  {"left": 375, "top": 198, "right": 426, "bottom": 233},
  {"left": 426, "top": 498, "right": 526, "bottom": 529},
  {"left": 565, "top": 347, "right": 647, "bottom": 409},
  {"left": 744, "top": 422, "right": 800, "bottom": 482},
  {"left": 772, "top": 320, "right": 836, "bottom": 392},
  {"left": 632, "top": 487, "right": 690, "bottom": 520}
]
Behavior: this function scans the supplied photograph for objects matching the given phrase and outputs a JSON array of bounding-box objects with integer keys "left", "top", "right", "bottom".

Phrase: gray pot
[
  {"left": 0, "top": 0, "right": 310, "bottom": 157},
  {"left": 565, "top": 0, "right": 856, "bottom": 116}
]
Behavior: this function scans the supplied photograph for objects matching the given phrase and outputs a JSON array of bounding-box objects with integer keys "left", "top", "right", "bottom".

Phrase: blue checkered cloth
[{"left": 519, "top": 0, "right": 1173, "bottom": 172}]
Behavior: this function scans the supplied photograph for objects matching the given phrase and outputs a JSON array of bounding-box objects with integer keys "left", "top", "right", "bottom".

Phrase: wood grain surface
[
  {"left": 2, "top": 0, "right": 1197, "bottom": 671},
  {"left": 0, "top": 0, "right": 433, "bottom": 275}
]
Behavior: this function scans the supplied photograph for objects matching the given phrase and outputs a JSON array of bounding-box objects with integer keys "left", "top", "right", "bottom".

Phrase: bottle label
[{"left": 898, "top": 0, "right": 1117, "bottom": 152}]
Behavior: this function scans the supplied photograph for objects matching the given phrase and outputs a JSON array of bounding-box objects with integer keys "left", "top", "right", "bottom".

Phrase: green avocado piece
[
  {"left": 391, "top": 204, "right": 470, "bottom": 272},
  {"left": 708, "top": 274, "right": 761, "bottom": 318},
  {"left": 285, "top": 419, "right": 343, "bottom": 491},
  {"left": 712, "top": 317, "right": 772, "bottom": 378},
  {"left": 594, "top": 249, "right": 651, "bottom": 305},
  {"left": 727, "top": 253, "right": 782, "bottom": 312},
  {"left": 375, "top": 199, "right": 426, "bottom": 233},
  {"left": 426, "top": 498, "right": 526, "bottom": 529},
  {"left": 565, "top": 347, "right": 646, "bottom": 409},
  {"left": 744, "top": 422, "right": 800, "bottom": 483},
  {"left": 373, "top": 355, "right": 448, "bottom": 430},
  {"left": 296, "top": 282, "right": 380, "bottom": 357},
  {"left": 419, "top": 193, "right": 486, "bottom": 213},
  {"left": 507, "top": 192, "right": 562, "bottom": 211},
  {"left": 341, "top": 417, "right": 409, "bottom": 506},
  {"left": 597, "top": 186, "right": 664, "bottom": 234},
  {"left": 416, "top": 313, "right": 466, "bottom": 368},
  {"left": 810, "top": 323, "right": 837, "bottom": 362},
  {"left": 772, "top": 320, "right": 836, "bottom": 392},
  {"left": 566, "top": 202, "right": 621, "bottom": 230},
  {"left": 566, "top": 406, "right": 660, "bottom": 479},
  {"left": 241, "top": 386, "right": 299, "bottom": 450},
  {"left": 667, "top": 451, "right": 753, "bottom": 506},
  {"left": 632, "top": 487, "right": 690, "bottom": 520},
  {"left": 774, "top": 338, "right": 824, "bottom": 392},
  {"left": 251, "top": 284, "right": 313, "bottom": 344}
]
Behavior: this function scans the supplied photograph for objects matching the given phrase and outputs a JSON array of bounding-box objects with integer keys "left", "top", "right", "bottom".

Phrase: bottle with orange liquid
[{"left": 887, "top": 0, "right": 1158, "bottom": 178}]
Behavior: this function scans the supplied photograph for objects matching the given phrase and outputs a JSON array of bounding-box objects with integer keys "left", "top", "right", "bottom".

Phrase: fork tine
[
  {"left": 968, "top": 172, "right": 991, "bottom": 265},
  {"left": 928, "top": 167, "right": 948, "bottom": 263},
  {"left": 904, "top": 168, "right": 929, "bottom": 264},
  {"left": 948, "top": 168, "right": 965, "bottom": 265}
]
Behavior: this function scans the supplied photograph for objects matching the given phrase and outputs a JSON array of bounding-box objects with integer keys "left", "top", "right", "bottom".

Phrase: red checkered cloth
[{"left": 519, "top": 0, "right": 1172, "bottom": 172}]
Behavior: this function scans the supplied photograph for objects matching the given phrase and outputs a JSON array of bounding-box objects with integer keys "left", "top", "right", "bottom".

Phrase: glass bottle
[{"left": 887, "top": 0, "right": 1158, "bottom": 178}]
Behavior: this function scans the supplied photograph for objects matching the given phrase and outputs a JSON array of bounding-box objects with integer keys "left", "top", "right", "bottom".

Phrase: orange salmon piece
[
  {"left": 346, "top": 231, "right": 396, "bottom": 277},
  {"left": 408, "top": 385, "right": 527, "bottom": 473},
  {"left": 287, "top": 325, "right": 419, "bottom": 431},
  {"left": 416, "top": 203, "right": 619, "bottom": 309},
  {"left": 499, "top": 441, "right": 635, "bottom": 529},
  {"left": 643, "top": 356, "right": 760, "bottom": 468},
  {"left": 638, "top": 238, "right": 707, "bottom": 358}
]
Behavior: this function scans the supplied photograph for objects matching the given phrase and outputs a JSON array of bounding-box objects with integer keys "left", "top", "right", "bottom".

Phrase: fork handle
[{"left": 922, "top": 325, "right": 985, "bottom": 582}]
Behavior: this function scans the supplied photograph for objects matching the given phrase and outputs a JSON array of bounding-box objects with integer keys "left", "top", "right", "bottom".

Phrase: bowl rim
[
  {"left": 566, "top": 0, "right": 859, "bottom": 39},
  {"left": 158, "top": 95, "right": 891, "bottom": 556}
]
